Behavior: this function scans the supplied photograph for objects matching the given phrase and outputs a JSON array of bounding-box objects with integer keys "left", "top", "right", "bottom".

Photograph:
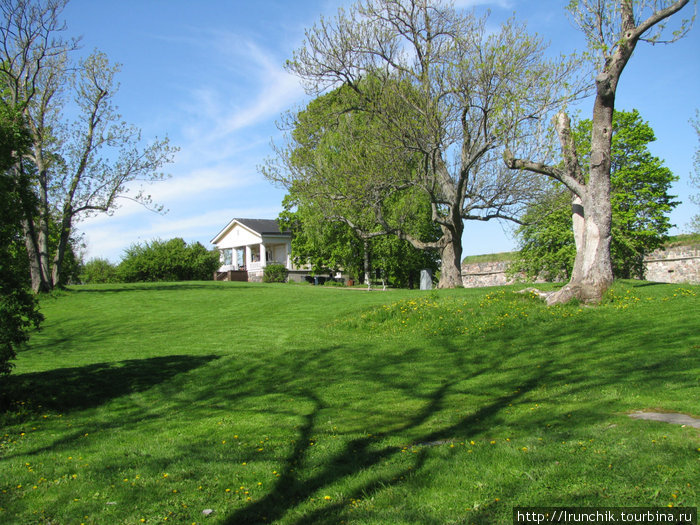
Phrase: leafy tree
[
  {"left": 267, "top": 85, "right": 441, "bottom": 288},
  {"left": 279, "top": 196, "right": 439, "bottom": 288},
  {"left": 512, "top": 110, "right": 678, "bottom": 281},
  {"left": 286, "top": 0, "right": 580, "bottom": 287},
  {"left": 80, "top": 258, "right": 119, "bottom": 284},
  {"left": 0, "top": 101, "right": 42, "bottom": 376},
  {"left": 0, "top": 0, "right": 176, "bottom": 292},
  {"left": 118, "top": 238, "right": 219, "bottom": 282},
  {"left": 505, "top": 0, "right": 692, "bottom": 304}
]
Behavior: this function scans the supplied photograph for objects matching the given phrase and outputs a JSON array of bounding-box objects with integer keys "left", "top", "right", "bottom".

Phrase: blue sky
[{"left": 61, "top": 0, "right": 700, "bottom": 262}]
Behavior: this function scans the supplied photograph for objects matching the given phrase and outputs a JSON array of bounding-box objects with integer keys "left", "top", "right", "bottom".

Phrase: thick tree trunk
[
  {"left": 22, "top": 218, "right": 50, "bottom": 293},
  {"left": 547, "top": 192, "right": 613, "bottom": 304},
  {"left": 437, "top": 224, "right": 464, "bottom": 289},
  {"left": 51, "top": 216, "right": 73, "bottom": 288}
]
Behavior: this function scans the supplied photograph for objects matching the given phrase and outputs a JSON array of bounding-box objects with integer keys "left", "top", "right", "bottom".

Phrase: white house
[{"left": 211, "top": 218, "right": 294, "bottom": 282}]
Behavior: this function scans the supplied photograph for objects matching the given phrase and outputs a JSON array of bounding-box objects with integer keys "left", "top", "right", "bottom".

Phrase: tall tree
[
  {"left": 512, "top": 110, "right": 678, "bottom": 281},
  {"left": 0, "top": 101, "right": 42, "bottom": 376},
  {"left": 505, "top": 0, "right": 692, "bottom": 304},
  {"left": 265, "top": 83, "right": 436, "bottom": 284},
  {"left": 286, "top": 0, "right": 581, "bottom": 288},
  {"left": 0, "top": 0, "right": 176, "bottom": 292}
]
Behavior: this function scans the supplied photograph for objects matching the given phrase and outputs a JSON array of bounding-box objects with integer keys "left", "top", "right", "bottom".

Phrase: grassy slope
[{"left": 1, "top": 281, "right": 698, "bottom": 524}]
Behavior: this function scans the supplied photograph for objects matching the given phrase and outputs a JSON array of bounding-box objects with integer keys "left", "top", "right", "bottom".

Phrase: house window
[
  {"left": 236, "top": 248, "right": 245, "bottom": 268},
  {"left": 222, "top": 248, "right": 232, "bottom": 266}
]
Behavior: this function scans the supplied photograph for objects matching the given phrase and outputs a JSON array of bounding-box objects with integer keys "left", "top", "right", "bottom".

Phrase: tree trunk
[
  {"left": 51, "top": 215, "right": 73, "bottom": 288},
  {"left": 362, "top": 239, "right": 371, "bottom": 286},
  {"left": 437, "top": 224, "right": 464, "bottom": 289},
  {"left": 548, "top": 186, "right": 613, "bottom": 305},
  {"left": 22, "top": 219, "right": 50, "bottom": 293}
]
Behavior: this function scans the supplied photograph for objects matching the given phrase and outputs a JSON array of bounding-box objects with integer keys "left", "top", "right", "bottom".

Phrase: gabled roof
[
  {"left": 236, "top": 219, "right": 285, "bottom": 235},
  {"left": 211, "top": 218, "right": 289, "bottom": 245}
]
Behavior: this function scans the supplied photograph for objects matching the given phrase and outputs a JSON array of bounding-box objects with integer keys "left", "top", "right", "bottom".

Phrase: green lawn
[{"left": 1, "top": 281, "right": 698, "bottom": 524}]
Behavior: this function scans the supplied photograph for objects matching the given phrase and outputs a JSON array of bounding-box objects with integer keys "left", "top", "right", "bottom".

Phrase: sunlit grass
[{"left": 0, "top": 280, "right": 698, "bottom": 524}]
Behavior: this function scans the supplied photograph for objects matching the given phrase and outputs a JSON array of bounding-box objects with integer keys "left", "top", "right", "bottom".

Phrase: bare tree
[
  {"left": 286, "top": 0, "right": 581, "bottom": 288},
  {"left": 0, "top": 0, "right": 176, "bottom": 291},
  {"left": 505, "top": 0, "right": 692, "bottom": 304}
]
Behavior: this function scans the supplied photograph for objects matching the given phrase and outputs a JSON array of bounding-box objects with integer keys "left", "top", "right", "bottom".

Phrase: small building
[{"left": 211, "top": 218, "right": 294, "bottom": 282}]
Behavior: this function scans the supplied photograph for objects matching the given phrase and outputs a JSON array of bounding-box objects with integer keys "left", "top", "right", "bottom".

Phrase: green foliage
[
  {"left": 512, "top": 110, "right": 678, "bottom": 280},
  {"left": 323, "top": 279, "right": 346, "bottom": 287},
  {"left": 262, "top": 263, "right": 289, "bottom": 283},
  {"left": 80, "top": 258, "right": 120, "bottom": 284},
  {"left": 118, "top": 238, "right": 219, "bottom": 282},
  {"left": 510, "top": 186, "right": 577, "bottom": 281},
  {"left": 267, "top": 81, "right": 440, "bottom": 287},
  {"left": 0, "top": 103, "right": 42, "bottom": 376},
  {"left": 280, "top": 201, "right": 439, "bottom": 288}
]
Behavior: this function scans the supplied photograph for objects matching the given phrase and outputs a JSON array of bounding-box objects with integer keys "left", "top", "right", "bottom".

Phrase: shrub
[
  {"left": 263, "top": 264, "right": 288, "bottom": 283},
  {"left": 118, "top": 238, "right": 220, "bottom": 282},
  {"left": 80, "top": 258, "right": 120, "bottom": 284}
]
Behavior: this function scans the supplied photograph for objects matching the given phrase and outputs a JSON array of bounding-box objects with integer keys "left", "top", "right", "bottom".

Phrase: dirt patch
[{"left": 628, "top": 411, "right": 700, "bottom": 428}]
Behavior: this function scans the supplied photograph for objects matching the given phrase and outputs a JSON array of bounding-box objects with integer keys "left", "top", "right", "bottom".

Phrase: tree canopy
[
  {"left": 284, "top": 0, "right": 581, "bottom": 288},
  {"left": 265, "top": 81, "right": 440, "bottom": 286}
]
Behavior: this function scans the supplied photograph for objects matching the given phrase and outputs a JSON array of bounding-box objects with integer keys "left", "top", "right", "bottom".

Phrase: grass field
[{"left": 1, "top": 280, "right": 698, "bottom": 524}]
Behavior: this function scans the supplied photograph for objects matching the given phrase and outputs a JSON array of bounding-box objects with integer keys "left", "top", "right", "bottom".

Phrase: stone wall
[
  {"left": 461, "top": 244, "right": 700, "bottom": 288},
  {"left": 461, "top": 261, "right": 520, "bottom": 288},
  {"left": 643, "top": 245, "right": 700, "bottom": 285}
]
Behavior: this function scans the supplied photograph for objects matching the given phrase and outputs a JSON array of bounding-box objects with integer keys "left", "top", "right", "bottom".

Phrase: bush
[
  {"left": 118, "top": 238, "right": 220, "bottom": 282},
  {"left": 80, "top": 258, "right": 120, "bottom": 284},
  {"left": 263, "top": 264, "right": 288, "bottom": 283}
]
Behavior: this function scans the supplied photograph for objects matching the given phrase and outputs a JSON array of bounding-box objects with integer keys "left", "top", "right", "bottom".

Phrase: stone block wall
[
  {"left": 460, "top": 244, "right": 700, "bottom": 288},
  {"left": 643, "top": 245, "right": 700, "bottom": 285},
  {"left": 461, "top": 261, "right": 516, "bottom": 288}
]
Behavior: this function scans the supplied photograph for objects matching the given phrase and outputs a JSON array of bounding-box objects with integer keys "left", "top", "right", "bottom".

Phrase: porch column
[
  {"left": 260, "top": 242, "right": 267, "bottom": 267},
  {"left": 245, "top": 245, "right": 252, "bottom": 269}
]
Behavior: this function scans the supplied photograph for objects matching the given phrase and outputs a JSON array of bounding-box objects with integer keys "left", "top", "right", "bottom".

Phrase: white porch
[{"left": 217, "top": 242, "right": 291, "bottom": 274}]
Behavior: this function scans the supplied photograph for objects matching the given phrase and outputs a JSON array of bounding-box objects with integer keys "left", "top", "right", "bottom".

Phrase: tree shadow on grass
[
  {"left": 0, "top": 354, "right": 220, "bottom": 414},
  {"left": 216, "top": 302, "right": 699, "bottom": 524},
  {"left": 220, "top": 347, "right": 547, "bottom": 525}
]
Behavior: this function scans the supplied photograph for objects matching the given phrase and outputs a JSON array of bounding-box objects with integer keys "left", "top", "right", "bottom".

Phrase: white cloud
[{"left": 150, "top": 167, "right": 257, "bottom": 203}]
